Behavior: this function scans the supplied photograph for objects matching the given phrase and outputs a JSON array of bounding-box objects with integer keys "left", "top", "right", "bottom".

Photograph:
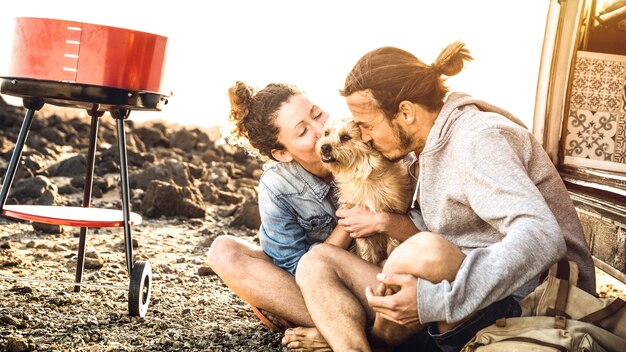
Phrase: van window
[
  {"left": 581, "top": 0, "right": 626, "bottom": 55},
  {"left": 563, "top": 0, "right": 626, "bottom": 173}
]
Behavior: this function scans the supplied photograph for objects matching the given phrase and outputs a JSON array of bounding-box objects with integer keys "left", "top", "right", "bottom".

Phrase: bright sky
[{"left": 0, "top": 1, "right": 549, "bottom": 131}]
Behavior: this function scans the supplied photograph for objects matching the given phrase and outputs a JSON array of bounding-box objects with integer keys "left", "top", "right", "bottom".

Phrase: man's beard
[{"left": 382, "top": 124, "right": 414, "bottom": 162}]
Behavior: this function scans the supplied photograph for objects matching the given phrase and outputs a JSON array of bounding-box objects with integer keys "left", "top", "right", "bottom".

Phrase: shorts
[{"left": 396, "top": 295, "right": 522, "bottom": 352}]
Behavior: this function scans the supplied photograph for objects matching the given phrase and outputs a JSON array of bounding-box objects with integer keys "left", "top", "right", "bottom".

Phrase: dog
[{"left": 316, "top": 119, "right": 412, "bottom": 265}]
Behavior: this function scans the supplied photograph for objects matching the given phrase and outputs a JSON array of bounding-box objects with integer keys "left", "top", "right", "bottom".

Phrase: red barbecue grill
[{"left": 0, "top": 17, "right": 170, "bottom": 317}]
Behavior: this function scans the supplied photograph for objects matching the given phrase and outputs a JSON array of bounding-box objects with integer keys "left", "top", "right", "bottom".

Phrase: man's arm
[
  {"left": 336, "top": 207, "right": 419, "bottom": 242},
  {"left": 418, "top": 128, "right": 567, "bottom": 324}
]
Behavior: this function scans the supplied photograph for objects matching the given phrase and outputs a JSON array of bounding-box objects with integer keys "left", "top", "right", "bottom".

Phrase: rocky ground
[
  {"left": 0, "top": 97, "right": 625, "bottom": 351},
  {"left": 0, "top": 98, "right": 283, "bottom": 351},
  {"left": 0, "top": 215, "right": 284, "bottom": 352}
]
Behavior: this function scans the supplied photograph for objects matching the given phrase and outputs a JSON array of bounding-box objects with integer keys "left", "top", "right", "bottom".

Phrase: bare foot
[{"left": 281, "top": 327, "right": 331, "bottom": 352}]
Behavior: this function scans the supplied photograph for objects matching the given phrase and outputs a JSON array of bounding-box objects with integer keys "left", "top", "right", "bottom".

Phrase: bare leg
[
  {"left": 381, "top": 232, "right": 466, "bottom": 334},
  {"left": 383, "top": 232, "right": 465, "bottom": 283},
  {"left": 207, "top": 235, "right": 313, "bottom": 327},
  {"left": 295, "top": 243, "right": 383, "bottom": 352}
]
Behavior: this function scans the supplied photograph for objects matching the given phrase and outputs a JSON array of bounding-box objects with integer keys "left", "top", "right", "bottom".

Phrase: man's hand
[
  {"left": 365, "top": 273, "right": 420, "bottom": 326},
  {"left": 336, "top": 205, "right": 384, "bottom": 238}
]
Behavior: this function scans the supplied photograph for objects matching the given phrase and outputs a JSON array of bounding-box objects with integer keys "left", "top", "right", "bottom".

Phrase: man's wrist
[{"left": 377, "top": 211, "right": 390, "bottom": 233}]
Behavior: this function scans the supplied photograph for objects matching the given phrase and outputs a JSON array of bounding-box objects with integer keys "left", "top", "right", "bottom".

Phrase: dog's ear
[
  {"left": 346, "top": 120, "right": 362, "bottom": 138},
  {"left": 346, "top": 119, "right": 359, "bottom": 132},
  {"left": 271, "top": 149, "right": 293, "bottom": 163}
]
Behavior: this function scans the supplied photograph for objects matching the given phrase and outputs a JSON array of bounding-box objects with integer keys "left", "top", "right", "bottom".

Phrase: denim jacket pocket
[{"left": 298, "top": 215, "right": 336, "bottom": 243}]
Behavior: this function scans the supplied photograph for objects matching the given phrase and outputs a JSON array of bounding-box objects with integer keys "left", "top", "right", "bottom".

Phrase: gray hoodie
[{"left": 416, "top": 93, "right": 595, "bottom": 324}]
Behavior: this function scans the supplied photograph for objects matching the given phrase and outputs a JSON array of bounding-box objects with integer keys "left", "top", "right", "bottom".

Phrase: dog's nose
[{"left": 321, "top": 144, "right": 332, "bottom": 154}]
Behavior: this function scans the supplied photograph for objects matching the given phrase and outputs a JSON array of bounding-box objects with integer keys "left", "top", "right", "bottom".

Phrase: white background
[{"left": 0, "top": 0, "right": 549, "bottom": 130}]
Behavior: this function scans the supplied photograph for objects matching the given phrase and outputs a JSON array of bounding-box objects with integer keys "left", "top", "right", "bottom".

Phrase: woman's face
[{"left": 273, "top": 94, "right": 330, "bottom": 177}]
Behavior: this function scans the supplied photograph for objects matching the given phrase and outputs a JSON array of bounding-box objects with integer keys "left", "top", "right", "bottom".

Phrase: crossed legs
[{"left": 207, "top": 235, "right": 314, "bottom": 327}]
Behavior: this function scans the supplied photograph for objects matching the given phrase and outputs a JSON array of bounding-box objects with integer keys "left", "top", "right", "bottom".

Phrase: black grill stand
[{"left": 0, "top": 97, "right": 153, "bottom": 317}]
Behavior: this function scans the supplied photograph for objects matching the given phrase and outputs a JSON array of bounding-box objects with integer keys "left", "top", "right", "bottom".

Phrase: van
[{"left": 535, "top": 0, "right": 626, "bottom": 283}]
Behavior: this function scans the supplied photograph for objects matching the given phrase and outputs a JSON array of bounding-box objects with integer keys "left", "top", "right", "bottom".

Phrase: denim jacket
[{"left": 258, "top": 161, "right": 339, "bottom": 275}]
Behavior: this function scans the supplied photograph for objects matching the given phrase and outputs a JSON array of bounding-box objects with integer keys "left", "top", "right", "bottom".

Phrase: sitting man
[{"left": 291, "top": 42, "right": 596, "bottom": 351}]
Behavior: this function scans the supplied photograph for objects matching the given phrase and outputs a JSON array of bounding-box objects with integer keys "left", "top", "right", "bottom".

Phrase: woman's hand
[{"left": 336, "top": 205, "right": 385, "bottom": 239}]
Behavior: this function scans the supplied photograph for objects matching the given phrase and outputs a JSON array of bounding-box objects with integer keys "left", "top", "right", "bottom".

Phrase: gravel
[{"left": 0, "top": 212, "right": 285, "bottom": 351}]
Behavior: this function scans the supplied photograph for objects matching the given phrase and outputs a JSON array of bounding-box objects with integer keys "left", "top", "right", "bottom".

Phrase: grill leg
[
  {"left": 111, "top": 108, "right": 134, "bottom": 276},
  {"left": 0, "top": 98, "right": 44, "bottom": 211},
  {"left": 74, "top": 106, "right": 104, "bottom": 292}
]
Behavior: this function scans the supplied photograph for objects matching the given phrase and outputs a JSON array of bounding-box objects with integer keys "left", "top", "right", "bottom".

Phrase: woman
[{"left": 207, "top": 81, "right": 354, "bottom": 333}]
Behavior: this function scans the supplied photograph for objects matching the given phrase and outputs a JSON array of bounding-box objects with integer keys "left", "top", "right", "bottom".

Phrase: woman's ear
[{"left": 271, "top": 149, "right": 293, "bottom": 163}]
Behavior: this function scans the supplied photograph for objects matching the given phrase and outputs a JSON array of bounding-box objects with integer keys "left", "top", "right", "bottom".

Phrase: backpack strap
[
  {"left": 539, "top": 259, "right": 571, "bottom": 283},
  {"left": 546, "top": 260, "right": 572, "bottom": 319},
  {"left": 555, "top": 259, "right": 570, "bottom": 281},
  {"left": 579, "top": 298, "right": 626, "bottom": 324},
  {"left": 499, "top": 337, "right": 568, "bottom": 352}
]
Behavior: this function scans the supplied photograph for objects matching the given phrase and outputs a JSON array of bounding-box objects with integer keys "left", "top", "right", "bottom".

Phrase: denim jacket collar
[{"left": 290, "top": 162, "right": 334, "bottom": 201}]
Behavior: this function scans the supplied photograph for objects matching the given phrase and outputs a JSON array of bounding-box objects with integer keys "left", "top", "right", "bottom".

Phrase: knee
[
  {"left": 207, "top": 235, "right": 241, "bottom": 271},
  {"left": 411, "top": 232, "right": 460, "bottom": 264},
  {"left": 295, "top": 243, "right": 334, "bottom": 286},
  {"left": 384, "top": 232, "right": 464, "bottom": 282}
]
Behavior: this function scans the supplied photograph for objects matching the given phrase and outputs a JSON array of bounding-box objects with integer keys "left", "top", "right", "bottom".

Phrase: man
[{"left": 289, "top": 42, "right": 595, "bottom": 351}]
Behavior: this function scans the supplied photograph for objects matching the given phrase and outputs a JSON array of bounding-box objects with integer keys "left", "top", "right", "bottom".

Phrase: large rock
[
  {"left": 9, "top": 175, "right": 61, "bottom": 204},
  {"left": 50, "top": 155, "right": 87, "bottom": 177},
  {"left": 0, "top": 100, "right": 25, "bottom": 128},
  {"left": 169, "top": 128, "right": 213, "bottom": 152},
  {"left": 133, "top": 126, "right": 170, "bottom": 148},
  {"left": 230, "top": 198, "right": 261, "bottom": 230},
  {"left": 5, "top": 335, "right": 35, "bottom": 352},
  {"left": 98, "top": 145, "right": 155, "bottom": 171},
  {"left": 129, "top": 159, "right": 192, "bottom": 190},
  {"left": 170, "top": 129, "right": 197, "bottom": 152},
  {"left": 140, "top": 180, "right": 206, "bottom": 218},
  {"left": 20, "top": 153, "right": 48, "bottom": 178},
  {"left": 8, "top": 176, "right": 65, "bottom": 233}
]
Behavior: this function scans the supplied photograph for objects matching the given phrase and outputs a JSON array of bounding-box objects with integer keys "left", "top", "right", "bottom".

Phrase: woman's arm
[
  {"left": 324, "top": 224, "right": 352, "bottom": 249},
  {"left": 258, "top": 184, "right": 312, "bottom": 275}
]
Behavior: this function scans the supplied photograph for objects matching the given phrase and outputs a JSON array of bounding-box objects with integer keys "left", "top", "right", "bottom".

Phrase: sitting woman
[{"left": 207, "top": 81, "right": 352, "bottom": 332}]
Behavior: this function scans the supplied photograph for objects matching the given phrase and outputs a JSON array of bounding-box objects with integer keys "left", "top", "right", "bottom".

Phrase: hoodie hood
[{"left": 424, "top": 92, "right": 528, "bottom": 152}]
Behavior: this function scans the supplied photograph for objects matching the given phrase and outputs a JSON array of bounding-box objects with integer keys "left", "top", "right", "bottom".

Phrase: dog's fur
[{"left": 316, "top": 120, "right": 412, "bottom": 265}]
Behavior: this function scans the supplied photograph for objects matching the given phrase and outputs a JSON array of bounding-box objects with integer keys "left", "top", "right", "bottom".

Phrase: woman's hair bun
[{"left": 228, "top": 81, "right": 254, "bottom": 136}]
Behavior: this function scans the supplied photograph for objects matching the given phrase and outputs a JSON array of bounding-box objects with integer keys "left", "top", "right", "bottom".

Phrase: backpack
[{"left": 462, "top": 260, "right": 626, "bottom": 352}]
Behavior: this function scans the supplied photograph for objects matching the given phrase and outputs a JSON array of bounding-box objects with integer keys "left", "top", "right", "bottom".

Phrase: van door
[{"left": 535, "top": 0, "right": 626, "bottom": 282}]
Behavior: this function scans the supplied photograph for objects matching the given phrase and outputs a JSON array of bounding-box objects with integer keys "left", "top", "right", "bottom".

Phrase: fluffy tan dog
[{"left": 316, "top": 119, "right": 412, "bottom": 265}]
